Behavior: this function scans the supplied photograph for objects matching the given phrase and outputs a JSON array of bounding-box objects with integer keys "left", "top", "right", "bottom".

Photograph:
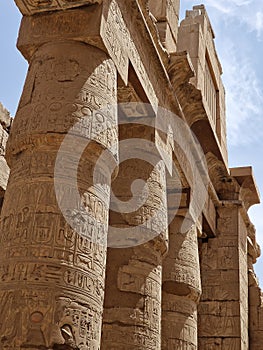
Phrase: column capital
[
  {"left": 15, "top": 0, "right": 102, "bottom": 16},
  {"left": 17, "top": 5, "right": 104, "bottom": 61}
]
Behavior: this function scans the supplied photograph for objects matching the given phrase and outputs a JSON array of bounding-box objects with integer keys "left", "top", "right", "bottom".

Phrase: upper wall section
[
  {"left": 177, "top": 5, "right": 227, "bottom": 165},
  {"left": 148, "top": 0, "right": 180, "bottom": 53}
]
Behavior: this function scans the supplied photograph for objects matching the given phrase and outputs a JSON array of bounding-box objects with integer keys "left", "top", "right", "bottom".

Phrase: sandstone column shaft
[
  {"left": 0, "top": 39, "right": 117, "bottom": 349},
  {"left": 101, "top": 155, "right": 168, "bottom": 349},
  {"left": 162, "top": 216, "right": 201, "bottom": 349}
]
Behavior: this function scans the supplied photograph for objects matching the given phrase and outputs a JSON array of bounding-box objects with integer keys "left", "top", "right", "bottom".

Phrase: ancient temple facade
[{"left": 0, "top": 0, "right": 263, "bottom": 349}]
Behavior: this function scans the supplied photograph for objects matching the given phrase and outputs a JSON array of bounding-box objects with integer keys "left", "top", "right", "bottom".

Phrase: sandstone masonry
[{"left": 0, "top": 1, "right": 262, "bottom": 349}]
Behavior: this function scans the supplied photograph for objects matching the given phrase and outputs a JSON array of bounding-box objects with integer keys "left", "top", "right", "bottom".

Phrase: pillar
[
  {"left": 161, "top": 215, "right": 201, "bottom": 349},
  {"left": 101, "top": 116, "right": 168, "bottom": 349},
  {"left": 198, "top": 202, "right": 249, "bottom": 349},
  {"left": 0, "top": 9, "right": 117, "bottom": 349}
]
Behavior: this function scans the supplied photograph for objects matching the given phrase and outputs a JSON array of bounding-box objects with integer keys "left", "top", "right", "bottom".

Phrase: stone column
[
  {"left": 198, "top": 202, "right": 249, "bottom": 350},
  {"left": 161, "top": 215, "right": 201, "bottom": 349},
  {"left": 101, "top": 123, "right": 168, "bottom": 349},
  {"left": 0, "top": 11, "right": 117, "bottom": 349}
]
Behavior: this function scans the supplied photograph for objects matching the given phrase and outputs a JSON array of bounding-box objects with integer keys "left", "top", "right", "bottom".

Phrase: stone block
[
  {"left": 149, "top": 0, "right": 167, "bottom": 20},
  {"left": 198, "top": 337, "right": 222, "bottom": 350},
  {"left": 198, "top": 301, "right": 240, "bottom": 317},
  {"left": 178, "top": 23, "right": 200, "bottom": 58},
  {"left": 222, "top": 337, "right": 241, "bottom": 349},
  {"left": 156, "top": 22, "right": 177, "bottom": 53},
  {"left": 18, "top": 6, "right": 103, "bottom": 60},
  {"left": 15, "top": 0, "right": 103, "bottom": 15},
  {"left": 201, "top": 270, "right": 240, "bottom": 301},
  {"left": 198, "top": 314, "right": 240, "bottom": 337},
  {"left": 250, "top": 331, "right": 263, "bottom": 349}
]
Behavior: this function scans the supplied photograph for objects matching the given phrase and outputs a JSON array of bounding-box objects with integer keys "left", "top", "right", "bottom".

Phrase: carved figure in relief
[
  {"left": 0, "top": 214, "right": 14, "bottom": 243},
  {"left": 25, "top": 312, "right": 46, "bottom": 346},
  {"left": 15, "top": 206, "right": 30, "bottom": 243},
  {"left": 0, "top": 292, "right": 23, "bottom": 347},
  {"left": 34, "top": 212, "right": 53, "bottom": 243}
]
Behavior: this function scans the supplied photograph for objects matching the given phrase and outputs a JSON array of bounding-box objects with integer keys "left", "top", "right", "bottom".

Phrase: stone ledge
[{"left": 230, "top": 166, "right": 260, "bottom": 209}]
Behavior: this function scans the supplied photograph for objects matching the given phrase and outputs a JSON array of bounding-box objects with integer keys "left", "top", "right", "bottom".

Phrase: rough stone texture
[{"left": 0, "top": 1, "right": 262, "bottom": 349}]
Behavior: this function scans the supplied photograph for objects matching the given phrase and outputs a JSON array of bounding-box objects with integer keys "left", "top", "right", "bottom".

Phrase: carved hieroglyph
[{"left": 0, "top": 40, "right": 117, "bottom": 349}]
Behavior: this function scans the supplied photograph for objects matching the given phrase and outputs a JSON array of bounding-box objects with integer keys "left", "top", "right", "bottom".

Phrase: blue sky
[{"left": 1, "top": 1, "right": 263, "bottom": 282}]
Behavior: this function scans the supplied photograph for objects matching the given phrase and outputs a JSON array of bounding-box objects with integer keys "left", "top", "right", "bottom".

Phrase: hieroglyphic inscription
[{"left": 0, "top": 41, "right": 118, "bottom": 348}]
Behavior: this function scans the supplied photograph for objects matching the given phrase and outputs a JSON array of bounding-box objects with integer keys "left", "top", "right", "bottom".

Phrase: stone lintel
[
  {"left": 230, "top": 166, "right": 260, "bottom": 208},
  {"left": 15, "top": 0, "right": 102, "bottom": 16},
  {"left": 17, "top": 5, "right": 104, "bottom": 61}
]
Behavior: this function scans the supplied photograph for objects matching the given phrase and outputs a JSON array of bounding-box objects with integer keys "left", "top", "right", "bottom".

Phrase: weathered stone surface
[
  {"left": 0, "top": 39, "right": 118, "bottom": 348},
  {"left": 0, "top": 1, "right": 262, "bottom": 349},
  {"left": 15, "top": 0, "right": 103, "bottom": 15},
  {"left": 101, "top": 102, "right": 168, "bottom": 349}
]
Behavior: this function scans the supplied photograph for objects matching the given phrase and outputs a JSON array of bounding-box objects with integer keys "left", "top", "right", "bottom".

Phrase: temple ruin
[{"left": 0, "top": 0, "right": 263, "bottom": 349}]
